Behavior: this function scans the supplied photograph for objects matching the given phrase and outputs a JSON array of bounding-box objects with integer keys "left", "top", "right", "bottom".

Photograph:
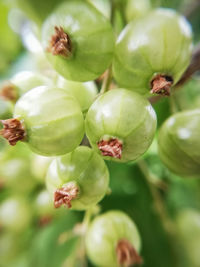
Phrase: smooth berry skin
[
  {"left": 125, "top": 0, "right": 151, "bottom": 22},
  {"left": 14, "top": 0, "right": 65, "bottom": 25},
  {"left": 175, "top": 209, "right": 200, "bottom": 267},
  {"left": 85, "top": 210, "right": 141, "bottom": 267},
  {"left": 56, "top": 76, "right": 98, "bottom": 114},
  {"left": 14, "top": 86, "right": 84, "bottom": 156},
  {"left": 88, "top": 0, "right": 111, "bottom": 19},
  {"left": 85, "top": 89, "right": 157, "bottom": 162},
  {"left": 11, "top": 71, "right": 51, "bottom": 98},
  {"left": 0, "top": 142, "right": 36, "bottom": 193},
  {"left": 158, "top": 109, "right": 200, "bottom": 177},
  {"left": 0, "top": 197, "right": 31, "bottom": 233},
  {"left": 31, "top": 154, "right": 52, "bottom": 183},
  {"left": 34, "top": 189, "right": 55, "bottom": 217},
  {"left": 46, "top": 146, "right": 109, "bottom": 210},
  {"left": 42, "top": 0, "right": 115, "bottom": 82},
  {"left": 113, "top": 8, "right": 192, "bottom": 95}
]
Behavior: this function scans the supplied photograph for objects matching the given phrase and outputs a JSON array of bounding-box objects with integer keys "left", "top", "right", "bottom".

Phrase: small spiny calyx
[
  {"left": 0, "top": 118, "right": 25, "bottom": 146},
  {"left": 116, "top": 239, "right": 143, "bottom": 267},
  {"left": 54, "top": 181, "right": 79, "bottom": 209},
  {"left": 47, "top": 26, "right": 72, "bottom": 57},
  {"left": 150, "top": 74, "right": 173, "bottom": 96},
  {"left": 98, "top": 138, "right": 123, "bottom": 159}
]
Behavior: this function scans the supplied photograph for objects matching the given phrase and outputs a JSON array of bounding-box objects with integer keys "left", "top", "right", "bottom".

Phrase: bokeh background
[{"left": 1, "top": 0, "right": 200, "bottom": 266}]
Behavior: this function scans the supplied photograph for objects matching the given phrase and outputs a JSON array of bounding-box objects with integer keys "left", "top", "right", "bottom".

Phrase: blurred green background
[{"left": 1, "top": 0, "right": 200, "bottom": 266}]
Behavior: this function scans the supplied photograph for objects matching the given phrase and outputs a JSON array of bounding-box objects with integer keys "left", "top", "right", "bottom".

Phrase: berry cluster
[{"left": 0, "top": 0, "right": 198, "bottom": 266}]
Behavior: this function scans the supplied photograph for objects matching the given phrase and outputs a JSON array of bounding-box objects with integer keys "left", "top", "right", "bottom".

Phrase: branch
[
  {"left": 175, "top": 44, "right": 200, "bottom": 87},
  {"left": 183, "top": 0, "right": 200, "bottom": 18}
]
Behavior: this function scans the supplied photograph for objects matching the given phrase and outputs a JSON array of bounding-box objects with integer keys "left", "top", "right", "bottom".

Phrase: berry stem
[
  {"left": 0, "top": 118, "right": 26, "bottom": 146},
  {"left": 176, "top": 43, "right": 200, "bottom": 87},
  {"left": 100, "top": 66, "right": 113, "bottom": 94},
  {"left": 66, "top": 209, "right": 94, "bottom": 267},
  {"left": 169, "top": 92, "right": 182, "bottom": 114},
  {"left": 54, "top": 181, "right": 79, "bottom": 209},
  {"left": 137, "top": 159, "right": 175, "bottom": 235}
]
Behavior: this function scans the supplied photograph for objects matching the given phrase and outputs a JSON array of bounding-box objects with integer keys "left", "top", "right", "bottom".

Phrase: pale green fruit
[
  {"left": 0, "top": 197, "right": 31, "bottom": 232},
  {"left": 86, "top": 210, "right": 141, "bottom": 267},
  {"left": 113, "top": 8, "right": 193, "bottom": 96},
  {"left": 46, "top": 146, "right": 109, "bottom": 210},
  {"left": 158, "top": 109, "right": 200, "bottom": 177},
  {"left": 85, "top": 89, "right": 157, "bottom": 162},
  {"left": 56, "top": 75, "right": 98, "bottom": 113}
]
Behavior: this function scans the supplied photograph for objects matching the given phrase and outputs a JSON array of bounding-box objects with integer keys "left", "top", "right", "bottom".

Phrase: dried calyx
[
  {"left": 0, "top": 83, "right": 18, "bottom": 102},
  {"left": 0, "top": 119, "right": 25, "bottom": 146},
  {"left": 150, "top": 74, "right": 173, "bottom": 96},
  {"left": 97, "top": 138, "right": 123, "bottom": 159},
  {"left": 39, "top": 216, "right": 52, "bottom": 227},
  {"left": 116, "top": 239, "right": 143, "bottom": 267},
  {"left": 54, "top": 182, "right": 79, "bottom": 209},
  {"left": 47, "top": 26, "right": 72, "bottom": 57}
]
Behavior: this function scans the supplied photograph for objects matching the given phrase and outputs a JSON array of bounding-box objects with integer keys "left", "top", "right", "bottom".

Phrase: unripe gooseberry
[
  {"left": 31, "top": 154, "right": 52, "bottom": 183},
  {"left": 113, "top": 8, "right": 193, "bottom": 96},
  {"left": 85, "top": 210, "right": 142, "bottom": 267},
  {"left": 0, "top": 142, "right": 36, "bottom": 193},
  {"left": 125, "top": 0, "right": 151, "bottom": 22},
  {"left": 158, "top": 109, "right": 200, "bottom": 177},
  {"left": 34, "top": 189, "right": 54, "bottom": 216},
  {"left": 56, "top": 75, "right": 98, "bottom": 114},
  {"left": 88, "top": 0, "right": 111, "bottom": 19},
  {"left": 0, "top": 71, "right": 51, "bottom": 102},
  {"left": 0, "top": 196, "right": 31, "bottom": 232},
  {"left": 0, "top": 86, "right": 84, "bottom": 156},
  {"left": 85, "top": 89, "right": 157, "bottom": 162},
  {"left": 14, "top": 0, "right": 65, "bottom": 25},
  {"left": 46, "top": 146, "right": 109, "bottom": 210},
  {"left": 175, "top": 209, "right": 200, "bottom": 267},
  {"left": 41, "top": 0, "right": 115, "bottom": 82}
]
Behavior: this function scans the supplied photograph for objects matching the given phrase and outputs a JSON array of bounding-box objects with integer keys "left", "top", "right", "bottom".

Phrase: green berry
[
  {"left": 158, "top": 109, "right": 200, "bottom": 177},
  {"left": 125, "top": 0, "right": 151, "bottom": 22},
  {"left": 46, "top": 146, "right": 109, "bottom": 210},
  {"left": 34, "top": 189, "right": 54, "bottom": 217},
  {"left": 85, "top": 89, "right": 157, "bottom": 162},
  {"left": 175, "top": 209, "right": 200, "bottom": 267},
  {"left": 56, "top": 76, "right": 98, "bottom": 113},
  {"left": 113, "top": 8, "right": 192, "bottom": 96},
  {"left": 3, "top": 71, "right": 51, "bottom": 102},
  {"left": 31, "top": 154, "right": 52, "bottom": 183},
  {"left": 41, "top": 0, "right": 115, "bottom": 82},
  {"left": 0, "top": 196, "right": 31, "bottom": 232},
  {"left": 88, "top": 0, "right": 111, "bottom": 19},
  {"left": 13, "top": 0, "right": 65, "bottom": 25},
  {"left": 85, "top": 210, "right": 142, "bottom": 267},
  {"left": 1, "top": 86, "right": 84, "bottom": 156},
  {"left": 0, "top": 142, "right": 36, "bottom": 193}
]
